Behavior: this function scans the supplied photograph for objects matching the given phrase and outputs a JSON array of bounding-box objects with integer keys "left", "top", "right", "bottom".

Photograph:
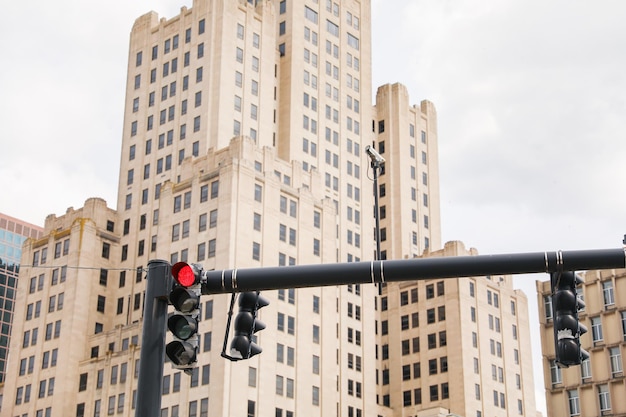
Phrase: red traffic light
[{"left": 172, "top": 262, "right": 201, "bottom": 287}]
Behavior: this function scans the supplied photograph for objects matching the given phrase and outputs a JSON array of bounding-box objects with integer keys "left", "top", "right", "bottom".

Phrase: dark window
[
  {"left": 97, "top": 296, "right": 106, "bottom": 313},
  {"left": 99, "top": 269, "right": 108, "bottom": 286},
  {"left": 426, "top": 284, "right": 434, "bottom": 299},
  {"left": 437, "top": 281, "right": 445, "bottom": 296},
  {"left": 79, "top": 373, "right": 88, "bottom": 391},
  {"left": 102, "top": 242, "right": 110, "bottom": 259}
]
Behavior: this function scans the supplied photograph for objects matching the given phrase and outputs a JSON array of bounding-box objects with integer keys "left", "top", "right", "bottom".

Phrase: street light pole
[{"left": 366, "top": 145, "right": 386, "bottom": 294}]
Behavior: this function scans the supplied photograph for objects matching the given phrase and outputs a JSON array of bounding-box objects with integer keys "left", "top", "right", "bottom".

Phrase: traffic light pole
[
  {"left": 135, "top": 247, "right": 624, "bottom": 416},
  {"left": 135, "top": 259, "right": 171, "bottom": 417},
  {"left": 202, "top": 248, "right": 626, "bottom": 294}
]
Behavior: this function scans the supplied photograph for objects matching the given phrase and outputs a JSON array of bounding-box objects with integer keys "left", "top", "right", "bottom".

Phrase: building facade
[
  {"left": 376, "top": 241, "right": 536, "bottom": 417},
  {"left": 537, "top": 268, "right": 626, "bottom": 416},
  {"left": 0, "top": 213, "right": 43, "bottom": 386},
  {"left": 2, "top": 0, "right": 538, "bottom": 417}
]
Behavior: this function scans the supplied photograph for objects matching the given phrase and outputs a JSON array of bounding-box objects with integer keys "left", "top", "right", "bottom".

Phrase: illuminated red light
[{"left": 172, "top": 263, "right": 197, "bottom": 287}]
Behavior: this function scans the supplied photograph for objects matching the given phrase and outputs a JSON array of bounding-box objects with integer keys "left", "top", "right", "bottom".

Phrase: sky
[{"left": 2, "top": 0, "right": 626, "bottom": 414}]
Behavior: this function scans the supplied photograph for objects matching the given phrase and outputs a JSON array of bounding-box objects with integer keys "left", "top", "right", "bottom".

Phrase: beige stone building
[
  {"left": 376, "top": 241, "right": 536, "bottom": 417},
  {"left": 537, "top": 268, "right": 626, "bottom": 416},
  {"left": 2, "top": 0, "right": 538, "bottom": 416}
]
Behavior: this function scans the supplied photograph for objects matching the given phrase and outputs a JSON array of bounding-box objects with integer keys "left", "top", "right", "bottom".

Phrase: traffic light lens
[
  {"left": 170, "top": 287, "right": 199, "bottom": 313},
  {"left": 166, "top": 340, "right": 197, "bottom": 366},
  {"left": 174, "top": 321, "right": 194, "bottom": 339},
  {"left": 168, "top": 315, "right": 198, "bottom": 340},
  {"left": 175, "top": 264, "right": 196, "bottom": 287}
]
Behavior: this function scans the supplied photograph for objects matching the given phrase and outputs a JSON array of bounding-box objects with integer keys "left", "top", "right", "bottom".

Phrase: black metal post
[
  {"left": 372, "top": 160, "right": 382, "bottom": 263},
  {"left": 366, "top": 145, "right": 384, "bottom": 295},
  {"left": 202, "top": 248, "right": 626, "bottom": 294},
  {"left": 135, "top": 259, "right": 171, "bottom": 417}
]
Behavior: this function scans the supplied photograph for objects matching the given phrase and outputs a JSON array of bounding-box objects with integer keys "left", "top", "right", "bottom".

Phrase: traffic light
[
  {"left": 551, "top": 271, "right": 589, "bottom": 367},
  {"left": 166, "top": 262, "right": 202, "bottom": 372},
  {"left": 229, "top": 291, "right": 269, "bottom": 360}
]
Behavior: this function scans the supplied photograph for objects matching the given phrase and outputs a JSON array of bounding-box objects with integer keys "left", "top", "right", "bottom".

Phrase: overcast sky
[{"left": 3, "top": 0, "right": 626, "bottom": 414}]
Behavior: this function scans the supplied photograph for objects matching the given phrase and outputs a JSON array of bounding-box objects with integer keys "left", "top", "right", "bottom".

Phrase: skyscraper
[
  {"left": 2, "top": 1, "right": 537, "bottom": 416},
  {"left": 0, "top": 213, "right": 43, "bottom": 385},
  {"left": 537, "top": 268, "right": 626, "bottom": 416}
]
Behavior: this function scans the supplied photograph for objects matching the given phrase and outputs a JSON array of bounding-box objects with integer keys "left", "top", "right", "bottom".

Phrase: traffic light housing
[
  {"left": 166, "top": 262, "right": 202, "bottom": 371},
  {"left": 229, "top": 292, "right": 269, "bottom": 360},
  {"left": 551, "top": 271, "right": 589, "bottom": 367}
]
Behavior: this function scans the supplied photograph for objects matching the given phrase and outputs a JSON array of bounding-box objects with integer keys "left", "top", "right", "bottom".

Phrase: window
[
  {"left": 347, "top": 33, "right": 359, "bottom": 49},
  {"left": 610, "top": 347, "right": 622, "bottom": 375},
  {"left": 544, "top": 295, "right": 553, "bottom": 320},
  {"left": 429, "top": 385, "right": 438, "bottom": 401},
  {"left": 426, "top": 284, "right": 434, "bottom": 299},
  {"left": 252, "top": 242, "right": 260, "bottom": 260},
  {"left": 591, "top": 316, "right": 603, "bottom": 342},
  {"left": 427, "top": 334, "right": 436, "bottom": 349},
  {"left": 79, "top": 373, "right": 88, "bottom": 391},
  {"left": 97, "top": 296, "right": 106, "bottom": 313},
  {"left": 598, "top": 384, "right": 611, "bottom": 412},
  {"left": 248, "top": 367, "right": 257, "bottom": 387},
  {"left": 603, "top": 280, "right": 615, "bottom": 307},
  {"left": 427, "top": 309, "right": 435, "bottom": 324},
  {"left": 550, "top": 359, "right": 561, "bottom": 385},
  {"left": 305, "top": 6, "right": 318, "bottom": 24},
  {"left": 567, "top": 389, "right": 580, "bottom": 416}
]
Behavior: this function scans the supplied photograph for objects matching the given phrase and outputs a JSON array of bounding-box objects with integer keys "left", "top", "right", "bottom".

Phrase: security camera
[{"left": 365, "top": 145, "right": 385, "bottom": 164}]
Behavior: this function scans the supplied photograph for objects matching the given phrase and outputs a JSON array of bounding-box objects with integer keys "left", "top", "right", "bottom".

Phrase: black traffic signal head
[
  {"left": 229, "top": 292, "right": 269, "bottom": 360},
  {"left": 551, "top": 271, "right": 589, "bottom": 367},
  {"left": 166, "top": 262, "right": 202, "bottom": 369}
]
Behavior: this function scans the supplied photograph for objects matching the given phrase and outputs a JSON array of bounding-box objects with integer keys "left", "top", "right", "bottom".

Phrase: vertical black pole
[
  {"left": 135, "top": 259, "right": 171, "bottom": 417},
  {"left": 372, "top": 160, "right": 382, "bottom": 262},
  {"left": 372, "top": 159, "right": 383, "bottom": 295}
]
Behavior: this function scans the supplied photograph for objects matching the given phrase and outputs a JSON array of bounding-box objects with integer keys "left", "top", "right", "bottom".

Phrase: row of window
[
  {"left": 128, "top": 127, "right": 199, "bottom": 165},
  {"left": 90, "top": 335, "right": 140, "bottom": 360},
  {"left": 544, "top": 281, "right": 621, "bottom": 321},
  {"left": 379, "top": 383, "right": 449, "bottom": 407},
  {"left": 249, "top": 238, "right": 321, "bottom": 262},
  {"left": 21, "top": 320, "right": 62, "bottom": 351},
  {"left": 551, "top": 346, "right": 623, "bottom": 385},
  {"left": 24, "top": 276, "right": 65, "bottom": 318},
  {"left": 18, "top": 349, "right": 57, "bottom": 375},
  {"left": 14, "top": 378, "right": 55, "bottom": 405},
  {"left": 31, "top": 239, "right": 70, "bottom": 266},
  {"left": 566, "top": 384, "right": 612, "bottom": 415},
  {"left": 378, "top": 331, "right": 447, "bottom": 359},
  {"left": 160, "top": 398, "right": 209, "bottom": 417},
  {"left": 163, "top": 366, "right": 211, "bottom": 394}
]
